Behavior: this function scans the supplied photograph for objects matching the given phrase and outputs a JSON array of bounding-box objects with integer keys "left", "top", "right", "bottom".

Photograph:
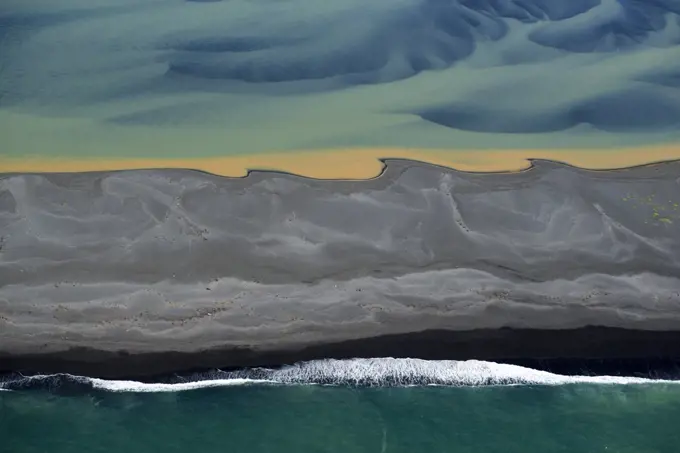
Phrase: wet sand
[
  {"left": 1, "top": 159, "right": 680, "bottom": 377},
  {"left": 4, "top": 328, "right": 680, "bottom": 379}
]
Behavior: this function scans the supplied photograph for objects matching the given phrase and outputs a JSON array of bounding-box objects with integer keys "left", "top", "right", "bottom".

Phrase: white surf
[{"left": 3, "top": 358, "right": 676, "bottom": 393}]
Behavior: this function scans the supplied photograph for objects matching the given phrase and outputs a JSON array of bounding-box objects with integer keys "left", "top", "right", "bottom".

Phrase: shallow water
[
  {"left": 2, "top": 359, "right": 680, "bottom": 452},
  {"left": 3, "top": 382, "right": 680, "bottom": 452}
]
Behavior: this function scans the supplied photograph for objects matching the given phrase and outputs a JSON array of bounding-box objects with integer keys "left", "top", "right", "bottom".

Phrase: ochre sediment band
[{"left": 2, "top": 145, "right": 680, "bottom": 180}]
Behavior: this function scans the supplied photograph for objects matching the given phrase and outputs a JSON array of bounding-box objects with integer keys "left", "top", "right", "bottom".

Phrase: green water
[{"left": 2, "top": 384, "right": 679, "bottom": 452}]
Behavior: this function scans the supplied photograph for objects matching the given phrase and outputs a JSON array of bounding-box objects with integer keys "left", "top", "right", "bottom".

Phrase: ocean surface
[{"left": 2, "top": 359, "right": 679, "bottom": 452}]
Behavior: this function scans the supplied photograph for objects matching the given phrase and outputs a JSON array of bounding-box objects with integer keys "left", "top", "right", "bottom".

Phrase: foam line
[
  {"left": 1, "top": 359, "right": 677, "bottom": 393},
  {"left": 89, "top": 378, "right": 275, "bottom": 392}
]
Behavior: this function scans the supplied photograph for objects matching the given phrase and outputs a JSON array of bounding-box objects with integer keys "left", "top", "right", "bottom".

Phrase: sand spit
[
  {"left": 1, "top": 159, "right": 680, "bottom": 377},
  {"left": 2, "top": 145, "right": 680, "bottom": 179}
]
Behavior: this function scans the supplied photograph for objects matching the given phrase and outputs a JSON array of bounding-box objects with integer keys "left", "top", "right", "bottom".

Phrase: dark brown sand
[{"left": 1, "top": 159, "right": 680, "bottom": 377}]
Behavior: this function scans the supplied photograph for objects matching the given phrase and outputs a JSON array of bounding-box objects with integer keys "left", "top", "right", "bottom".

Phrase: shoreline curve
[
  {"left": 3, "top": 327, "right": 680, "bottom": 380},
  {"left": 2, "top": 144, "right": 680, "bottom": 180}
]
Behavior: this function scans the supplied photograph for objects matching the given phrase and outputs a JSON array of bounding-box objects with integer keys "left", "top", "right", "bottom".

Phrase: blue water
[{"left": 2, "top": 359, "right": 679, "bottom": 452}]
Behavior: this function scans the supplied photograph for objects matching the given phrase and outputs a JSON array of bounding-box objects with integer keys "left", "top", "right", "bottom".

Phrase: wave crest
[{"left": 1, "top": 359, "right": 677, "bottom": 393}]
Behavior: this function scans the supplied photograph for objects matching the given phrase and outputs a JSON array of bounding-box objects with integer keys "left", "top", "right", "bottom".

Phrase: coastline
[{"left": 1, "top": 144, "right": 680, "bottom": 180}]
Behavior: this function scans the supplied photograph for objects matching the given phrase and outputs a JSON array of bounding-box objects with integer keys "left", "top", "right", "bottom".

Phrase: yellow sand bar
[{"left": 2, "top": 145, "right": 680, "bottom": 180}]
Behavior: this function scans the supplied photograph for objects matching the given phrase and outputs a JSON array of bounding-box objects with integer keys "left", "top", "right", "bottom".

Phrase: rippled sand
[{"left": 2, "top": 159, "right": 680, "bottom": 377}]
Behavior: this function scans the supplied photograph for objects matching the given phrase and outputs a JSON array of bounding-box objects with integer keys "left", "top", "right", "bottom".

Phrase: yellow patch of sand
[{"left": 2, "top": 145, "right": 680, "bottom": 180}]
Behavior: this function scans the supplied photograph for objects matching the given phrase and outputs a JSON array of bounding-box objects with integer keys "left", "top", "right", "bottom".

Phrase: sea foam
[{"left": 1, "top": 359, "right": 677, "bottom": 393}]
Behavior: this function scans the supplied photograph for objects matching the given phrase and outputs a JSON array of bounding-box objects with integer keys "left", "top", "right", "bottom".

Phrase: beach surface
[{"left": 1, "top": 159, "right": 680, "bottom": 377}]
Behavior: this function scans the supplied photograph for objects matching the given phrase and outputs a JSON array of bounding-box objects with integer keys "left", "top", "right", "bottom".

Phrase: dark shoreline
[{"left": 3, "top": 327, "right": 680, "bottom": 380}]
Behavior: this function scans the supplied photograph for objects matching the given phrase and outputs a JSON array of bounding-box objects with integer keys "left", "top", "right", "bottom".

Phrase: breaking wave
[{"left": 1, "top": 359, "right": 678, "bottom": 393}]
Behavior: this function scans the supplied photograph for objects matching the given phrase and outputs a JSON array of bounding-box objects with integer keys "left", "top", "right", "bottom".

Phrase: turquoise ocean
[{"left": 2, "top": 359, "right": 679, "bottom": 452}]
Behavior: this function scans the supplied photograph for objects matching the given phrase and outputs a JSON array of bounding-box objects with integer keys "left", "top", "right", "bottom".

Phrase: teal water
[{"left": 2, "top": 382, "right": 679, "bottom": 452}]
